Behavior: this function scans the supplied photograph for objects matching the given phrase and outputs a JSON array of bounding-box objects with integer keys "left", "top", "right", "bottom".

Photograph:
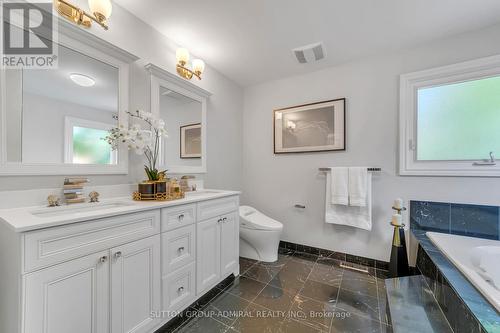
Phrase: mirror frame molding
[
  {"left": 0, "top": 18, "right": 139, "bottom": 176},
  {"left": 146, "top": 63, "right": 211, "bottom": 174}
]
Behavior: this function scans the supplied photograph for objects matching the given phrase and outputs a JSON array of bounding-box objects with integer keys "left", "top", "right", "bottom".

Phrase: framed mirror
[
  {"left": 147, "top": 64, "right": 211, "bottom": 174},
  {"left": 0, "top": 20, "right": 138, "bottom": 175}
]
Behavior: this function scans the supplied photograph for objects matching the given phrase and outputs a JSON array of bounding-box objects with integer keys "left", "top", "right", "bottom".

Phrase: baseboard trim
[{"left": 279, "top": 240, "right": 389, "bottom": 271}]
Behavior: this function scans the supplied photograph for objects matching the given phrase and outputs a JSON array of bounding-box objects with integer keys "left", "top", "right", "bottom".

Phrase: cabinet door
[
  {"left": 220, "top": 211, "right": 239, "bottom": 277},
  {"left": 23, "top": 250, "right": 109, "bottom": 333},
  {"left": 196, "top": 217, "right": 221, "bottom": 294},
  {"left": 111, "top": 235, "right": 161, "bottom": 333}
]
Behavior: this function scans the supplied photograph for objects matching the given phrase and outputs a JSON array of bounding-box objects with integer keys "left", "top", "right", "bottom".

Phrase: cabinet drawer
[
  {"left": 162, "top": 262, "right": 196, "bottom": 314},
  {"left": 23, "top": 210, "right": 160, "bottom": 273},
  {"left": 161, "top": 204, "right": 196, "bottom": 232},
  {"left": 161, "top": 224, "right": 195, "bottom": 275},
  {"left": 197, "top": 196, "right": 239, "bottom": 221}
]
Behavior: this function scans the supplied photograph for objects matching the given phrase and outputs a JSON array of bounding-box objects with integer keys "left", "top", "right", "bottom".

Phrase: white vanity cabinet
[
  {"left": 110, "top": 235, "right": 161, "bottom": 333},
  {"left": 21, "top": 211, "right": 162, "bottom": 333},
  {"left": 196, "top": 197, "right": 239, "bottom": 294},
  {"left": 160, "top": 195, "right": 240, "bottom": 314},
  {"left": 0, "top": 192, "right": 240, "bottom": 333},
  {"left": 23, "top": 250, "right": 111, "bottom": 333}
]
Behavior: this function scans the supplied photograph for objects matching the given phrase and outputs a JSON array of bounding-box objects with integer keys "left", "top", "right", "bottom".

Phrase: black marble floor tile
[
  {"left": 253, "top": 285, "right": 296, "bottom": 312},
  {"left": 281, "top": 317, "right": 323, "bottom": 332},
  {"left": 239, "top": 257, "right": 257, "bottom": 275},
  {"left": 290, "top": 294, "right": 336, "bottom": 331},
  {"left": 163, "top": 256, "right": 391, "bottom": 333},
  {"left": 341, "top": 270, "right": 378, "bottom": 298},
  {"left": 259, "top": 253, "right": 290, "bottom": 268},
  {"left": 335, "top": 288, "right": 380, "bottom": 322},
  {"left": 290, "top": 251, "right": 319, "bottom": 264},
  {"left": 299, "top": 279, "right": 339, "bottom": 304},
  {"left": 189, "top": 287, "right": 225, "bottom": 311},
  {"left": 174, "top": 315, "right": 229, "bottom": 333},
  {"left": 203, "top": 291, "right": 251, "bottom": 326},
  {"left": 330, "top": 312, "right": 392, "bottom": 333},
  {"left": 308, "top": 262, "right": 343, "bottom": 287},
  {"left": 268, "top": 259, "right": 313, "bottom": 293},
  {"left": 228, "top": 303, "right": 285, "bottom": 332},
  {"left": 222, "top": 276, "right": 267, "bottom": 302},
  {"left": 242, "top": 263, "right": 282, "bottom": 284}
]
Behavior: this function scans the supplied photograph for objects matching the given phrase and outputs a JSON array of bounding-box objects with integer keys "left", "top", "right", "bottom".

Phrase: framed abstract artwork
[
  {"left": 180, "top": 123, "right": 202, "bottom": 158},
  {"left": 273, "top": 99, "right": 345, "bottom": 153}
]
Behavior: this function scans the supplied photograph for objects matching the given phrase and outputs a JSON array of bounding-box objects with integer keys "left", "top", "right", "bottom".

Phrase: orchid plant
[{"left": 105, "top": 110, "right": 167, "bottom": 181}]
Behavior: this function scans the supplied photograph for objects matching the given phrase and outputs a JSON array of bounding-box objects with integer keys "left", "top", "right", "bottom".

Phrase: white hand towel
[
  {"left": 330, "top": 167, "right": 349, "bottom": 205},
  {"left": 325, "top": 172, "right": 372, "bottom": 231},
  {"left": 348, "top": 167, "right": 368, "bottom": 207}
]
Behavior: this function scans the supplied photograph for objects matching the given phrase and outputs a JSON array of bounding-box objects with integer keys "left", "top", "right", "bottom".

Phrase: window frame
[
  {"left": 64, "top": 117, "right": 117, "bottom": 165},
  {"left": 399, "top": 54, "right": 500, "bottom": 177}
]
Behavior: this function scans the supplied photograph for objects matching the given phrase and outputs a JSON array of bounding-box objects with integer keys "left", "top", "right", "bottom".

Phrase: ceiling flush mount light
[
  {"left": 69, "top": 73, "right": 96, "bottom": 87},
  {"left": 176, "top": 48, "right": 205, "bottom": 80},
  {"left": 55, "top": 0, "right": 112, "bottom": 30}
]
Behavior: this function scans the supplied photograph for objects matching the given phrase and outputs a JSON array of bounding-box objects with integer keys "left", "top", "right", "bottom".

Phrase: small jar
[{"left": 169, "top": 179, "right": 181, "bottom": 199}]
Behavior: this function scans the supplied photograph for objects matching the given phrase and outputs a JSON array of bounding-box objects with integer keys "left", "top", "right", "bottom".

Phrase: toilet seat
[{"left": 239, "top": 206, "right": 283, "bottom": 231}]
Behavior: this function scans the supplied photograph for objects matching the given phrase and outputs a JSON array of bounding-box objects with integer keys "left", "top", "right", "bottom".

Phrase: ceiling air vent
[{"left": 292, "top": 42, "right": 326, "bottom": 64}]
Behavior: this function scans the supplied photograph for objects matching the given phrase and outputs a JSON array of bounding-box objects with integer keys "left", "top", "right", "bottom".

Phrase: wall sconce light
[
  {"left": 176, "top": 48, "right": 205, "bottom": 80},
  {"left": 55, "top": 0, "right": 112, "bottom": 30}
]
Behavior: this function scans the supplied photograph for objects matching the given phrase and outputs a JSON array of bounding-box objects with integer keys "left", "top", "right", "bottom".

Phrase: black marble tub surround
[
  {"left": 410, "top": 200, "right": 500, "bottom": 240},
  {"left": 413, "top": 230, "right": 500, "bottom": 333}
]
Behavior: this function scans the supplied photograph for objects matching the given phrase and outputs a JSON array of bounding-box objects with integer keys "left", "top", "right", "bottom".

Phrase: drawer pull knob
[
  {"left": 99, "top": 256, "right": 108, "bottom": 263},
  {"left": 178, "top": 247, "right": 185, "bottom": 253},
  {"left": 178, "top": 286, "right": 184, "bottom": 293},
  {"left": 222, "top": 217, "right": 227, "bottom": 223},
  {"left": 114, "top": 251, "right": 122, "bottom": 259},
  {"left": 218, "top": 219, "right": 222, "bottom": 224},
  {"left": 178, "top": 214, "right": 185, "bottom": 221}
]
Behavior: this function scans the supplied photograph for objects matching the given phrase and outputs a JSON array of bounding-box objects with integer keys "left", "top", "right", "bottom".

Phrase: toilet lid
[{"left": 239, "top": 206, "right": 283, "bottom": 231}]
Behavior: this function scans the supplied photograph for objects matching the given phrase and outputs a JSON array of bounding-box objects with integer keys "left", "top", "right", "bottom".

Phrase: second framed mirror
[{"left": 147, "top": 64, "right": 211, "bottom": 174}]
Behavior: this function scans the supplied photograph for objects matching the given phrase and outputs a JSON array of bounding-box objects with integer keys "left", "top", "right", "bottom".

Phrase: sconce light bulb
[
  {"left": 192, "top": 59, "right": 205, "bottom": 75},
  {"left": 88, "top": 0, "right": 112, "bottom": 19},
  {"left": 176, "top": 48, "right": 190, "bottom": 64}
]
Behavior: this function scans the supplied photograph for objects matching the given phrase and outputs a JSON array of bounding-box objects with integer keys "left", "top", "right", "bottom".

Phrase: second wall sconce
[{"left": 176, "top": 48, "right": 205, "bottom": 80}]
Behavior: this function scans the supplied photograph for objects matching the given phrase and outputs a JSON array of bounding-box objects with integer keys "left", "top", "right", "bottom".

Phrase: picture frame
[
  {"left": 180, "top": 123, "right": 202, "bottom": 158},
  {"left": 273, "top": 98, "right": 346, "bottom": 154}
]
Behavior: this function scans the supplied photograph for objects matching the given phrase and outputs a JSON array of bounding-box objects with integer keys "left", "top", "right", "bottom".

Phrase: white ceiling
[
  {"left": 23, "top": 42, "right": 118, "bottom": 111},
  {"left": 115, "top": 0, "right": 500, "bottom": 86}
]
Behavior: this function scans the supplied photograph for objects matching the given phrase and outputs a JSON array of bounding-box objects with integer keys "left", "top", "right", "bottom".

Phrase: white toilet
[{"left": 239, "top": 206, "right": 283, "bottom": 262}]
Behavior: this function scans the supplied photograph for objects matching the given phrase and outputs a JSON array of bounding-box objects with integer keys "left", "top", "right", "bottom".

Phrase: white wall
[
  {"left": 242, "top": 23, "right": 500, "bottom": 262},
  {"left": 0, "top": 3, "right": 243, "bottom": 192}
]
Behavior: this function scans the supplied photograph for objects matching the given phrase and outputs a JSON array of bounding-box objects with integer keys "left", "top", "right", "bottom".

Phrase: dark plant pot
[{"left": 138, "top": 182, "right": 155, "bottom": 195}]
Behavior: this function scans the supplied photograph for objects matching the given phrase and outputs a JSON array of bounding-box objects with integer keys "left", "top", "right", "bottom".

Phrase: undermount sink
[{"left": 30, "top": 201, "right": 134, "bottom": 218}]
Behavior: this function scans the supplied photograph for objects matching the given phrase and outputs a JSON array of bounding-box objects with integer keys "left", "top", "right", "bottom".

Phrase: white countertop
[{"left": 0, "top": 190, "right": 240, "bottom": 233}]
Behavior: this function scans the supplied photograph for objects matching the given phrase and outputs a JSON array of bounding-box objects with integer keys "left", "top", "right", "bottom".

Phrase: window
[
  {"left": 400, "top": 55, "right": 500, "bottom": 176},
  {"left": 64, "top": 117, "right": 117, "bottom": 165}
]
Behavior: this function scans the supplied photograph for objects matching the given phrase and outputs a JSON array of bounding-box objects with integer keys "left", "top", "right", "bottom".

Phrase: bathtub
[{"left": 426, "top": 232, "right": 500, "bottom": 312}]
